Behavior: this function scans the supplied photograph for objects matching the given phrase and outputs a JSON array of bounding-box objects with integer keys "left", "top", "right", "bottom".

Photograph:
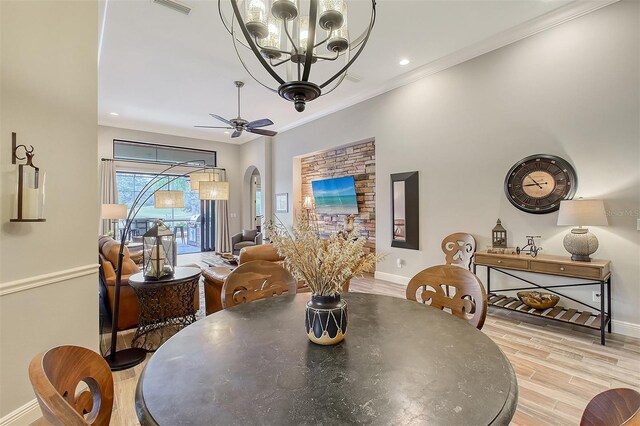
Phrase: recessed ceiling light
[
  {"left": 399, "top": 59, "right": 410, "bottom": 66},
  {"left": 109, "top": 112, "right": 119, "bottom": 116}
]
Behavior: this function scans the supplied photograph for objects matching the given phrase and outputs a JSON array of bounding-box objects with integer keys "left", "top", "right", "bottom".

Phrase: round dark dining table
[{"left": 135, "top": 292, "right": 518, "bottom": 425}]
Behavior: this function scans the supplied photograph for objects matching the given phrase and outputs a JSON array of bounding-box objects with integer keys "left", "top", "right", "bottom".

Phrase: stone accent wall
[{"left": 301, "top": 140, "right": 375, "bottom": 254}]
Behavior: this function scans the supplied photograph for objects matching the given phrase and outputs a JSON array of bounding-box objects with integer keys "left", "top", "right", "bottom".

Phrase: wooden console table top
[{"left": 474, "top": 251, "right": 611, "bottom": 280}]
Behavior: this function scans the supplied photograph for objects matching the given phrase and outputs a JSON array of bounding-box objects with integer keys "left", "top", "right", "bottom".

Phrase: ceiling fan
[{"left": 195, "top": 81, "right": 277, "bottom": 138}]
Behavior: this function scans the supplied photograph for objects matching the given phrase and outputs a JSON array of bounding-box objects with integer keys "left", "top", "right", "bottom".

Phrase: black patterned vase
[{"left": 305, "top": 294, "right": 348, "bottom": 345}]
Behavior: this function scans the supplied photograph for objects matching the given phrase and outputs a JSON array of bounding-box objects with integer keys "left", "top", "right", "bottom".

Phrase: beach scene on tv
[{"left": 311, "top": 176, "right": 359, "bottom": 215}]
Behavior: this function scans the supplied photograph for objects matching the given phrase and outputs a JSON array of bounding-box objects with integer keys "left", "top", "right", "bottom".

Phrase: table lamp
[
  {"left": 557, "top": 198, "right": 608, "bottom": 262},
  {"left": 101, "top": 203, "right": 127, "bottom": 238},
  {"left": 101, "top": 203, "right": 127, "bottom": 219}
]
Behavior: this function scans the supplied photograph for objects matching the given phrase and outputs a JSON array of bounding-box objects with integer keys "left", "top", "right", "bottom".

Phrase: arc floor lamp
[{"left": 105, "top": 161, "right": 228, "bottom": 371}]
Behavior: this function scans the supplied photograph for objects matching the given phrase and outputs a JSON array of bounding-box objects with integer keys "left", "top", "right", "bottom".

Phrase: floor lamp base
[{"left": 105, "top": 347, "right": 147, "bottom": 371}]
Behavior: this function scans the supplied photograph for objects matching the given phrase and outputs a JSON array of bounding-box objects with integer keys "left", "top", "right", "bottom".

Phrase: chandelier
[{"left": 218, "top": 0, "right": 376, "bottom": 112}]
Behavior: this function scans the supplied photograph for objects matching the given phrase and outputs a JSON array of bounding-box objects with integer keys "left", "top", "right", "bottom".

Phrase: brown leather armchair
[
  {"left": 202, "top": 245, "right": 283, "bottom": 315},
  {"left": 99, "top": 236, "right": 199, "bottom": 330},
  {"left": 98, "top": 236, "right": 141, "bottom": 331},
  {"left": 202, "top": 244, "right": 348, "bottom": 315}
]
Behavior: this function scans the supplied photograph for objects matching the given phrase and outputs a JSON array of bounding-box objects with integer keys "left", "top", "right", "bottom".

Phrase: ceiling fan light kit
[{"left": 218, "top": 0, "right": 376, "bottom": 112}]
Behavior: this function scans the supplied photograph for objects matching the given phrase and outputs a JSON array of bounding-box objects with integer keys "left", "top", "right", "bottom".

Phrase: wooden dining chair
[
  {"left": 406, "top": 264, "right": 487, "bottom": 329},
  {"left": 29, "top": 345, "right": 114, "bottom": 426},
  {"left": 580, "top": 388, "right": 640, "bottom": 426},
  {"left": 222, "top": 260, "right": 297, "bottom": 308},
  {"left": 441, "top": 232, "right": 476, "bottom": 270}
]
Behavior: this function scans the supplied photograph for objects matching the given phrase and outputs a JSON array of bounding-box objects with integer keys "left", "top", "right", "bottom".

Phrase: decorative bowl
[{"left": 517, "top": 291, "right": 559, "bottom": 310}]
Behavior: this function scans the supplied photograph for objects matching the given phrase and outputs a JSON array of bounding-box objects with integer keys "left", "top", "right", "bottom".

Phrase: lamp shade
[
  {"left": 557, "top": 199, "right": 608, "bottom": 226},
  {"left": 189, "top": 172, "right": 214, "bottom": 190},
  {"left": 154, "top": 191, "right": 185, "bottom": 208},
  {"left": 101, "top": 203, "right": 127, "bottom": 219},
  {"left": 199, "top": 181, "right": 229, "bottom": 200}
]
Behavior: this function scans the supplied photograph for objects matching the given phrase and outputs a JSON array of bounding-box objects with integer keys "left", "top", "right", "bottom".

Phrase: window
[
  {"left": 113, "top": 140, "right": 216, "bottom": 167},
  {"left": 255, "top": 191, "right": 262, "bottom": 217},
  {"left": 117, "top": 172, "right": 202, "bottom": 254}
]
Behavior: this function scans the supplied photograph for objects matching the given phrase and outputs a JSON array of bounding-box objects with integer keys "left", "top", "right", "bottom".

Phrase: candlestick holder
[{"left": 10, "top": 132, "right": 46, "bottom": 222}]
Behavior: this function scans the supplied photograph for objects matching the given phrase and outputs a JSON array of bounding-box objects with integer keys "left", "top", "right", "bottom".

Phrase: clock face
[
  {"left": 504, "top": 155, "right": 577, "bottom": 214},
  {"left": 522, "top": 171, "right": 556, "bottom": 198}
]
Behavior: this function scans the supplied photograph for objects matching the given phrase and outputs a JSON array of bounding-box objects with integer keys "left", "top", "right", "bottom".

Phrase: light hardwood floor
[{"left": 103, "top": 268, "right": 639, "bottom": 426}]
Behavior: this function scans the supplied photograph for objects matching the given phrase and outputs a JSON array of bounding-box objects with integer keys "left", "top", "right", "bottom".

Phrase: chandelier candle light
[{"left": 219, "top": 0, "right": 376, "bottom": 112}]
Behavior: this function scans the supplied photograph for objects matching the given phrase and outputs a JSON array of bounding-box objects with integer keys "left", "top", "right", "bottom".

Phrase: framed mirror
[{"left": 391, "top": 171, "right": 419, "bottom": 250}]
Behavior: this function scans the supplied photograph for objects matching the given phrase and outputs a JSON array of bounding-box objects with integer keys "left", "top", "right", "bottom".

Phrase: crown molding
[{"left": 276, "top": 0, "right": 620, "bottom": 135}]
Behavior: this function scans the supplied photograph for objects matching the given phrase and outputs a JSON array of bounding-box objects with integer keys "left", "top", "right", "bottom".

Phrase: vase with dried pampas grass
[{"left": 267, "top": 212, "right": 380, "bottom": 345}]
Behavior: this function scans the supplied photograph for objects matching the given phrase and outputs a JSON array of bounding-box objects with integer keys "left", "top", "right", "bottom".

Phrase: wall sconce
[
  {"left": 10, "top": 133, "right": 46, "bottom": 222},
  {"left": 302, "top": 195, "right": 314, "bottom": 210}
]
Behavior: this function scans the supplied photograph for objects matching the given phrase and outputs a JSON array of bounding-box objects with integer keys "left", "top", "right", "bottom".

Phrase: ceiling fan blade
[
  {"left": 246, "top": 118, "right": 274, "bottom": 128},
  {"left": 210, "top": 114, "right": 233, "bottom": 125},
  {"left": 194, "top": 125, "right": 234, "bottom": 129},
  {"left": 231, "top": 130, "right": 242, "bottom": 138},
  {"left": 246, "top": 128, "right": 278, "bottom": 137}
]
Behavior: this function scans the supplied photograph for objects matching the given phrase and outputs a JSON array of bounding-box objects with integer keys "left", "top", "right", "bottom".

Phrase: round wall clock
[{"left": 504, "top": 154, "right": 577, "bottom": 214}]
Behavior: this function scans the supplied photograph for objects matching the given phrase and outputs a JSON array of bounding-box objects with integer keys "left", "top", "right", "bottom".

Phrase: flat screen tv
[{"left": 311, "top": 176, "right": 359, "bottom": 215}]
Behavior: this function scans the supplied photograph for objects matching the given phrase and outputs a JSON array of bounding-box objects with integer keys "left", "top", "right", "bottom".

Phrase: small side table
[{"left": 129, "top": 267, "right": 201, "bottom": 351}]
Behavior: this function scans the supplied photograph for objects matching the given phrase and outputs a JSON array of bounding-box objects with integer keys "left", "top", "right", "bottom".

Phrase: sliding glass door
[{"left": 116, "top": 172, "right": 213, "bottom": 254}]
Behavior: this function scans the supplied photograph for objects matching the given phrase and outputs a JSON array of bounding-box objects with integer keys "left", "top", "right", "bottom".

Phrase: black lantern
[
  {"left": 143, "top": 220, "right": 175, "bottom": 280},
  {"left": 492, "top": 219, "right": 507, "bottom": 248}
]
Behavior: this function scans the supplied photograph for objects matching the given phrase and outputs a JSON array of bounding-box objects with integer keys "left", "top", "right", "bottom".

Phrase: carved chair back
[
  {"left": 406, "top": 265, "right": 487, "bottom": 329},
  {"left": 441, "top": 233, "right": 476, "bottom": 270},
  {"left": 580, "top": 388, "right": 640, "bottom": 426},
  {"left": 222, "top": 260, "right": 297, "bottom": 308},
  {"left": 29, "top": 345, "right": 114, "bottom": 426}
]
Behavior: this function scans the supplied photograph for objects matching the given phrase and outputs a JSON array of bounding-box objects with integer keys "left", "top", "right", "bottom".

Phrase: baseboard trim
[
  {"left": 374, "top": 271, "right": 410, "bottom": 286},
  {"left": 611, "top": 319, "right": 640, "bottom": 339},
  {"left": 0, "top": 399, "right": 41, "bottom": 426},
  {"left": 0, "top": 264, "right": 99, "bottom": 297}
]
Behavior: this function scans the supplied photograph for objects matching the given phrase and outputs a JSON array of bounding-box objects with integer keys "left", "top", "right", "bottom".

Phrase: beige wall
[
  {"left": 272, "top": 1, "right": 640, "bottom": 334},
  {"left": 98, "top": 125, "right": 244, "bottom": 236},
  {"left": 0, "top": 0, "right": 99, "bottom": 421}
]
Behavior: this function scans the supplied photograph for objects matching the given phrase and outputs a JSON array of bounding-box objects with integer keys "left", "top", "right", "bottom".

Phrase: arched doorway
[
  {"left": 251, "top": 169, "right": 262, "bottom": 230},
  {"left": 244, "top": 166, "right": 262, "bottom": 231}
]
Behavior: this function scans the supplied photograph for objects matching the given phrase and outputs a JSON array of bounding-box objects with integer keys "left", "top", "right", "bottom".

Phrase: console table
[{"left": 473, "top": 252, "right": 611, "bottom": 345}]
